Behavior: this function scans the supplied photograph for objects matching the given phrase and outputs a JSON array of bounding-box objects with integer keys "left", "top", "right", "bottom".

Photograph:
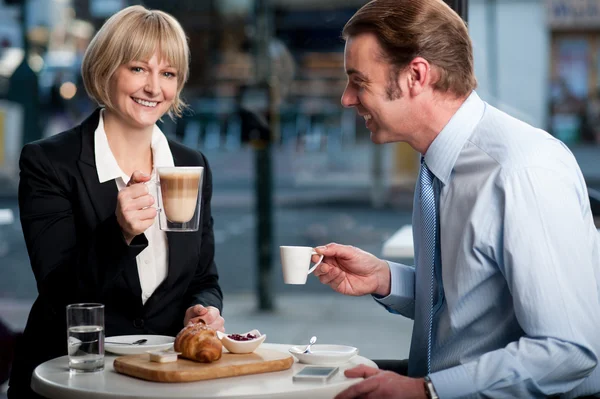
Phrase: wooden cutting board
[{"left": 113, "top": 348, "right": 294, "bottom": 382}]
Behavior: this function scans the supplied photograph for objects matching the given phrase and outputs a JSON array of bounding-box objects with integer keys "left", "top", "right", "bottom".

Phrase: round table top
[{"left": 32, "top": 343, "right": 377, "bottom": 399}]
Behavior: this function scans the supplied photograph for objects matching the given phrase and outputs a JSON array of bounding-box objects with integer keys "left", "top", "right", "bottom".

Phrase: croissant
[{"left": 174, "top": 322, "right": 222, "bottom": 363}]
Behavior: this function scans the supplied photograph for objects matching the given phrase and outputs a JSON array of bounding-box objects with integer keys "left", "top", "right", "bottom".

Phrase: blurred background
[{"left": 0, "top": 0, "right": 599, "bottom": 394}]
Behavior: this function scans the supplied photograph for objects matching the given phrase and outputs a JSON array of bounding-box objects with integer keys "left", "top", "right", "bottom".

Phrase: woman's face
[{"left": 108, "top": 51, "right": 178, "bottom": 130}]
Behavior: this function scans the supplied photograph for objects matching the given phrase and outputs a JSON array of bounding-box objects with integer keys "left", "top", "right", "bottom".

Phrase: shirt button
[
  {"left": 133, "top": 318, "right": 145, "bottom": 328},
  {"left": 144, "top": 259, "right": 150, "bottom": 264}
]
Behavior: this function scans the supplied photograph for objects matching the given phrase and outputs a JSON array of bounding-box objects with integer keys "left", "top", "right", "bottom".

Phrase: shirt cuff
[
  {"left": 429, "top": 364, "right": 478, "bottom": 399},
  {"left": 373, "top": 261, "right": 415, "bottom": 308}
]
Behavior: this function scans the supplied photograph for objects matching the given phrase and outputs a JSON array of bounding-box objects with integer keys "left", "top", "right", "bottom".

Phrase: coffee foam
[{"left": 158, "top": 167, "right": 203, "bottom": 178}]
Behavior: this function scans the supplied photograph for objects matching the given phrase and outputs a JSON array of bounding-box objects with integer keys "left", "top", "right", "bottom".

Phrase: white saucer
[
  {"left": 288, "top": 344, "right": 359, "bottom": 365},
  {"left": 104, "top": 335, "right": 175, "bottom": 355}
]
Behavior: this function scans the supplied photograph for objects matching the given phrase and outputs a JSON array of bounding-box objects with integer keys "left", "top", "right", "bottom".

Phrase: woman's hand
[
  {"left": 115, "top": 171, "right": 157, "bottom": 244},
  {"left": 184, "top": 304, "right": 225, "bottom": 332},
  {"left": 313, "top": 243, "right": 391, "bottom": 297}
]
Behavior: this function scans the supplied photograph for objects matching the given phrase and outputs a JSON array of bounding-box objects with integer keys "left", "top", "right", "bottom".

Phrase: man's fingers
[
  {"left": 313, "top": 262, "right": 331, "bottom": 276},
  {"left": 343, "top": 365, "right": 380, "bottom": 379},
  {"left": 317, "top": 266, "right": 343, "bottom": 285},
  {"left": 314, "top": 243, "right": 357, "bottom": 260},
  {"left": 329, "top": 271, "right": 348, "bottom": 288},
  {"left": 334, "top": 376, "right": 379, "bottom": 399}
]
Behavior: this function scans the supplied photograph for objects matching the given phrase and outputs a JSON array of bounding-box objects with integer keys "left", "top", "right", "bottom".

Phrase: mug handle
[
  {"left": 144, "top": 179, "right": 162, "bottom": 212},
  {"left": 307, "top": 251, "right": 324, "bottom": 274}
]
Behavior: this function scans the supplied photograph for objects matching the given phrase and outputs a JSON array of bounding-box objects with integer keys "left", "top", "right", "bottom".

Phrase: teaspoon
[
  {"left": 303, "top": 336, "right": 317, "bottom": 354},
  {"left": 105, "top": 339, "right": 148, "bottom": 345}
]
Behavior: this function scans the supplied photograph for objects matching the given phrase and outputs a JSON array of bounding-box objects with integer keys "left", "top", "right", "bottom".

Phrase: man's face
[{"left": 341, "top": 32, "right": 416, "bottom": 144}]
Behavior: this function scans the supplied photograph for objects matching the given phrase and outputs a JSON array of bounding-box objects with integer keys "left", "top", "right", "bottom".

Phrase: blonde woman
[{"left": 9, "top": 6, "right": 224, "bottom": 398}]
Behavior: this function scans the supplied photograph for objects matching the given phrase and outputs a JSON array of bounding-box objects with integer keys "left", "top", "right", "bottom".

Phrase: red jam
[{"left": 228, "top": 333, "right": 258, "bottom": 341}]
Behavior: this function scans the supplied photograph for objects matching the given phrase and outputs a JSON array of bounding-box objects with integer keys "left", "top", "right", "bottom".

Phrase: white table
[
  {"left": 31, "top": 343, "right": 377, "bottom": 399},
  {"left": 0, "top": 209, "right": 14, "bottom": 225}
]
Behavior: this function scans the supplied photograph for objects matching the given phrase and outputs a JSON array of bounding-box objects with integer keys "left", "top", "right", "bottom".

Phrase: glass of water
[{"left": 66, "top": 303, "right": 104, "bottom": 373}]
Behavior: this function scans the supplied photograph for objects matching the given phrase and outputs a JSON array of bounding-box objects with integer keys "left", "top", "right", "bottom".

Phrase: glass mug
[
  {"left": 155, "top": 166, "right": 204, "bottom": 232},
  {"left": 66, "top": 303, "right": 105, "bottom": 372}
]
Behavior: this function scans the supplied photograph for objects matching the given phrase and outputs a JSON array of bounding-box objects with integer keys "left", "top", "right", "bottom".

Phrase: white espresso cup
[{"left": 280, "top": 246, "right": 324, "bottom": 285}]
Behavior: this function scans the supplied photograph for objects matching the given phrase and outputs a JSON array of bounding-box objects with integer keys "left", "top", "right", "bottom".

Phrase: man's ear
[{"left": 407, "top": 57, "right": 431, "bottom": 95}]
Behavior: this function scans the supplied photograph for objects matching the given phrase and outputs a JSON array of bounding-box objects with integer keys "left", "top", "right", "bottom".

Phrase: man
[{"left": 313, "top": 0, "right": 600, "bottom": 398}]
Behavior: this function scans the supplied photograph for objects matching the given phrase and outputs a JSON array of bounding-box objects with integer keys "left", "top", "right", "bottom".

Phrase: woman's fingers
[
  {"left": 127, "top": 170, "right": 151, "bottom": 186},
  {"left": 127, "top": 195, "right": 154, "bottom": 211}
]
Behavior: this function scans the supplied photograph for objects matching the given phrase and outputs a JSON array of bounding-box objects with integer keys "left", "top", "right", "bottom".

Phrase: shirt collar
[
  {"left": 94, "top": 109, "right": 175, "bottom": 184},
  {"left": 423, "top": 91, "right": 486, "bottom": 185}
]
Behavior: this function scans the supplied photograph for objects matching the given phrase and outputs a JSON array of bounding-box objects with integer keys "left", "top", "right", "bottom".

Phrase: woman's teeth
[{"left": 133, "top": 98, "right": 158, "bottom": 107}]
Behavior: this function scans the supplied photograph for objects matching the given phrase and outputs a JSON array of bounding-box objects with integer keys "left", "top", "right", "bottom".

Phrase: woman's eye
[
  {"left": 163, "top": 72, "right": 176, "bottom": 78},
  {"left": 131, "top": 66, "right": 144, "bottom": 73}
]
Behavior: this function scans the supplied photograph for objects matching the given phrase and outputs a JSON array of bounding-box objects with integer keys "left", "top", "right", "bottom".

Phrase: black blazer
[{"left": 8, "top": 109, "right": 223, "bottom": 398}]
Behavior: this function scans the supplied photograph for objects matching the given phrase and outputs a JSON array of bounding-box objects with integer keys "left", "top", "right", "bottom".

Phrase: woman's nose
[{"left": 144, "top": 74, "right": 161, "bottom": 96}]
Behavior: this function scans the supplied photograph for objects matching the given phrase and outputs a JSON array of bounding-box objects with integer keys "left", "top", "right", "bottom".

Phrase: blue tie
[{"left": 408, "top": 158, "right": 438, "bottom": 377}]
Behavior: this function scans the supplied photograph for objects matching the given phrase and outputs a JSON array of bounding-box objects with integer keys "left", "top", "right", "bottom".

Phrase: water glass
[{"left": 66, "top": 303, "right": 105, "bottom": 372}]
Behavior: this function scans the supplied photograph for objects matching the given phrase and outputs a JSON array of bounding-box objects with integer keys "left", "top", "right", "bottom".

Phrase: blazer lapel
[
  {"left": 76, "top": 109, "right": 142, "bottom": 298},
  {"left": 77, "top": 110, "right": 117, "bottom": 222}
]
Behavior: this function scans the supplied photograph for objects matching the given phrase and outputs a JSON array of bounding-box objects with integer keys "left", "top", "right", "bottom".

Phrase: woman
[{"left": 8, "top": 6, "right": 224, "bottom": 398}]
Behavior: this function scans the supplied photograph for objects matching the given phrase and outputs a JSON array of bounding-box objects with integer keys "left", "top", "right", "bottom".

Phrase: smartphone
[{"left": 292, "top": 366, "right": 339, "bottom": 383}]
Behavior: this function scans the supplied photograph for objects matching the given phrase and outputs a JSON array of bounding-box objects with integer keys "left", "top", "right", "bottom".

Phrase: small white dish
[
  {"left": 288, "top": 344, "right": 359, "bottom": 365},
  {"left": 104, "top": 335, "right": 175, "bottom": 355},
  {"left": 216, "top": 329, "right": 266, "bottom": 354}
]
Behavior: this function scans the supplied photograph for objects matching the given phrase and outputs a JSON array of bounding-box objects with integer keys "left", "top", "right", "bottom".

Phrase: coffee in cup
[
  {"left": 280, "top": 246, "right": 324, "bottom": 284},
  {"left": 156, "top": 167, "right": 203, "bottom": 231}
]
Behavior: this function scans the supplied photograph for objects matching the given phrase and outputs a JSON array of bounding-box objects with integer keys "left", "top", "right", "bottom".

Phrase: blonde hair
[
  {"left": 343, "top": 0, "right": 477, "bottom": 97},
  {"left": 82, "top": 5, "right": 189, "bottom": 118}
]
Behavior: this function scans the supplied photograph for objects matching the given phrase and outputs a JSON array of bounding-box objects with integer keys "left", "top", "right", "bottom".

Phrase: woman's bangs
[
  {"left": 121, "top": 24, "right": 161, "bottom": 65},
  {"left": 121, "top": 18, "right": 186, "bottom": 79}
]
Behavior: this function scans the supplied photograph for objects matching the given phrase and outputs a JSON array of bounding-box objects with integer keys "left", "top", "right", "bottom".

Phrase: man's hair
[
  {"left": 343, "top": 0, "right": 477, "bottom": 97},
  {"left": 81, "top": 5, "right": 189, "bottom": 118}
]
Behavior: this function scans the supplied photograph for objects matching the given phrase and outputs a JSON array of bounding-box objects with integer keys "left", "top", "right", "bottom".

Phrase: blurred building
[
  {"left": 2, "top": 0, "right": 600, "bottom": 148},
  {"left": 546, "top": 0, "right": 600, "bottom": 144}
]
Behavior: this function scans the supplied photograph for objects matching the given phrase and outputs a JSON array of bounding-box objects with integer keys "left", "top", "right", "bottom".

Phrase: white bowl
[
  {"left": 216, "top": 329, "right": 266, "bottom": 354},
  {"left": 288, "top": 344, "right": 359, "bottom": 365}
]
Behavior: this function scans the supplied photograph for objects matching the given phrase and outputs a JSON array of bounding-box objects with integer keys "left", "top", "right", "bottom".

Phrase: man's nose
[{"left": 341, "top": 85, "right": 358, "bottom": 108}]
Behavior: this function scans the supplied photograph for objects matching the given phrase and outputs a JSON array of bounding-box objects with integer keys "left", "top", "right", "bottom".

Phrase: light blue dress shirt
[{"left": 376, "top": 92, "right": 600, "bottom": 398}]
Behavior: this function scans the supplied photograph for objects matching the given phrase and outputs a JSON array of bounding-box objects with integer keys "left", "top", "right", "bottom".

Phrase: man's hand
[
  {"left": 184, "top": 305, "right": 225, "bottom": 332},
  {"left": 335, "top": 365, "right": 427, "bottom": 399},
  {"left": 312, "top": 243, "right": 391, "bottom": 296},
  {"left": 115, "top": 171, "right": 156, "bottom": 244}
]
